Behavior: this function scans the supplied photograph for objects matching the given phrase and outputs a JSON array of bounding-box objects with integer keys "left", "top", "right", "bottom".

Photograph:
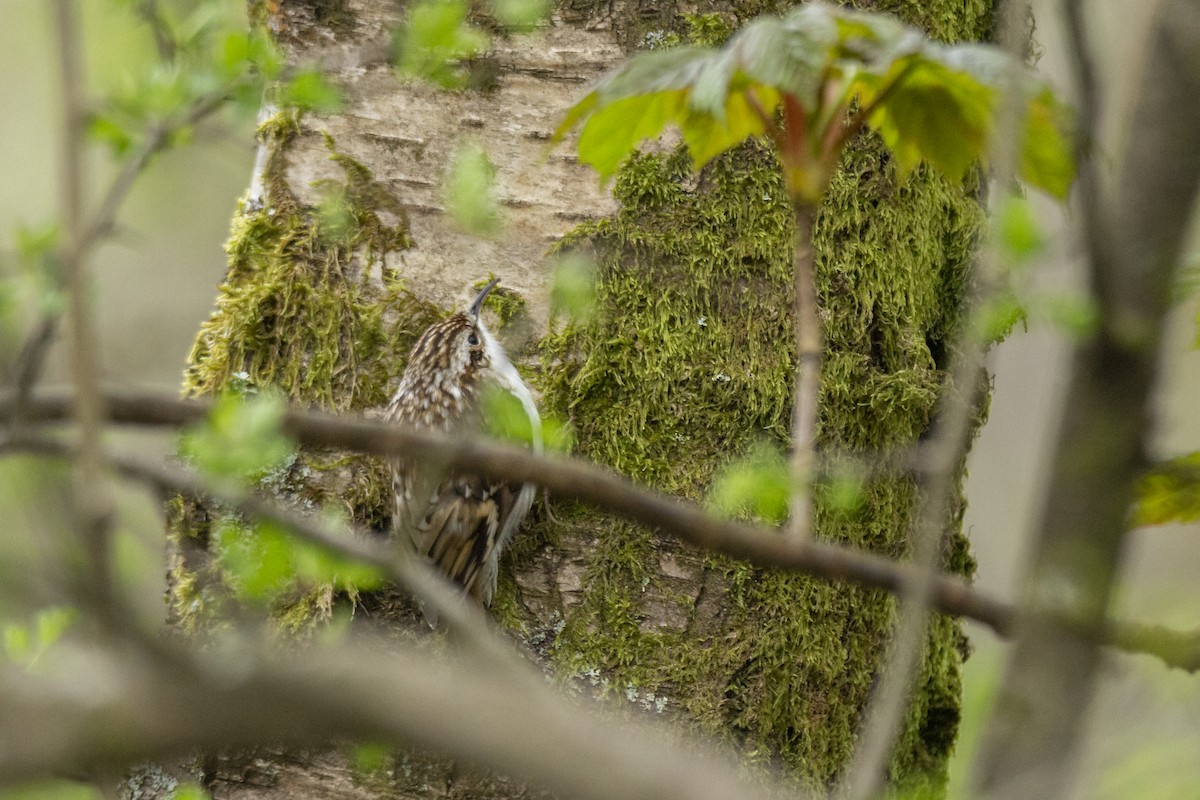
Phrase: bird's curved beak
[{"left": 468, "top": 278, "right": 500, "bottom": 318}]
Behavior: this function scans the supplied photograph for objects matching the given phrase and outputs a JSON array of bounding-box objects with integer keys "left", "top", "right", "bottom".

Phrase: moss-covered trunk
[{"left": 168, "top": 0, "right": 995, "bottom": 797}]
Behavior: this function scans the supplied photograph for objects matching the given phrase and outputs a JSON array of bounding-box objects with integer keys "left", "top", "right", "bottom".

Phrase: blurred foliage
[
  {"left": 179, "top": 390, "right": 295, "bottom": 484},
  {"left": 549, "top": 252, "right": 598, "bottom": 324},
  {"left": 481, "top": 384, "right": 573, "bottom": 452},
  {"left": 394, "top": 0, "right": 489, "bottom": 88},
  {"left": 213, "top": 516, "right": 384, "bottom": 605},
  {"left": 2, "top": 606, "right": 77, "bottom": 670},
  {"left": 708, "top": 441, "right": 791, "bottom": 524},
  {"left": 1134, "top": 453, "right": 1200, "bottom": 527},
  {"left": 393, "top": 0, "right": 550, "bottom": 87},
  {"left": 444, "top": 139, "right": 500, "bottom": 235},
  {"left": 489, "top": 0, "right": 550, "bottom": 32},
  {"left": 89, "top": 0, "right": 341, "bottom": 156},
  {"left": 975, "top": 193, "right": 1099, "bottom": 342}
]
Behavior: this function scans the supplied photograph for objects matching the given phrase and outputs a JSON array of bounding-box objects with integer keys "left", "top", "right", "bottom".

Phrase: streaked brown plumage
[{"left": 385, "top": 279, "right": 541, "bottom": 620}]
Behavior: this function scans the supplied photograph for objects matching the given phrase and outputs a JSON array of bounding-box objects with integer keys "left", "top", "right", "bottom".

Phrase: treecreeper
[{"left": 386, "top": 279, "right": 542, "bottom": 624}]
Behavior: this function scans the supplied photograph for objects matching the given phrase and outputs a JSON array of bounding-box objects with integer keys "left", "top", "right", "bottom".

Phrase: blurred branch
[
  {"left": 972, "top": 1, "right": 1200, "bottom": 797},
  {"left": 53, "top": 0, "right": 117, "bottom": 622},
  {"left": 840, "top": 6, "right": 1033, "bottom": 794},
  {"left": 0, "top": 622, "right": 788, "bottom": 800},
  {"left": 134, "top": 0, "right": 176, "bottom": 61},
  {"left": 7, "top": 388, "right": 1200, "bottom": 675},
  {"left": 840, "top": 338, "right": 989, "bottom": 800},
  {"left": 5, "top": 433, "right": 546, "bottom": 689},
  {"left": 8, "top": 86, "right": 232, "bottom": 421}
]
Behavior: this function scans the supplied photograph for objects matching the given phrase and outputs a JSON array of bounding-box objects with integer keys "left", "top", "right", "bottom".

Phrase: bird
[{"left": 385, "top": 278, "right": 542, "bottom": 621}]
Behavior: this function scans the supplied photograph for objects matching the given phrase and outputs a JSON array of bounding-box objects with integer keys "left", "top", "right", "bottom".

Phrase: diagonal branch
[
  {"left": 6, "top": 387, "right": 1200, "bottom": 674},
  {"left": 0, "top": 613, "right": 793, "bottom": 800},
  {"left": 7, "top": 88, "right": 234, "bottom": 422}
]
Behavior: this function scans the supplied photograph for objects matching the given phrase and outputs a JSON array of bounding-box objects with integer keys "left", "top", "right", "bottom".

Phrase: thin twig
[
  {"left": 839, "top": 8, "right": 1033, "bottom": 794},
  {"left": 7, "top": 88, "right": 232, "bottom": 426},
  {"left": 54, "top": 0, "right": 117, "bottom": 622},
  {"left": 135, "top": 0, "right": 176, "bottom": 61},
  {"left": 839, "top": 340, "right": 988, "bottom": 799},
  {"left": 83, "top": 90, "right": 233, "bottom": 250},
  {"left": 787, "top": 202, "right": 820, "bottom": 539}
]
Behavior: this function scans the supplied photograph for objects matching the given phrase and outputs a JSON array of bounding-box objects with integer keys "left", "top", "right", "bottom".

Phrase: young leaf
[
  {"left": 394, "top": 0, "right": 489, "bottom": 88},
  {"left": 280, "top": 71, "right": 344, "bottom": 114},
  {"left": 444, "top": 139, "right": 500, "bottom": 235},
  {"left": 708, "top": 441, "right": 791, "bottom": 524},
  {"left": 994, "top": 194, "right": 1046, "bottom": 266},
  {"left": 549, "top": 252, "right": 597, "bottom": 322},
  {"left": 1134, "top": 453, "right": 1200, "bottom": 527},
  {"left": 179, "top": 390, "right": 295, "bottom": 483},
  {"left": 489, "top": 0, "right": 550, "bottom": 31}
]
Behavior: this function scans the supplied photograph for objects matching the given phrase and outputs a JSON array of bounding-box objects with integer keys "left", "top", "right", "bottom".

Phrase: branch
[
  {"left": 7, "top": 388, "right": 1200, "bottom": 674},
  {"left": 972, "top": 1, "right": 1200, "bottom": 796},
  {"left": 4, "top": 434, "right": 547, "bottom": 690},
  {"left": 787, "top": 203, "right": 820, "bottom": 539},
  {"left": 840, "top": 5, "right": 1034, "bottom": 793},
  {"left": 7, "top": 87, "right": 232, "bottom": 423},
  {"left": 53, "top": 0, "right": 117, "bottom": 621},
  {"left": 0, "top": 621, "right": 793, "bottom": 800}
]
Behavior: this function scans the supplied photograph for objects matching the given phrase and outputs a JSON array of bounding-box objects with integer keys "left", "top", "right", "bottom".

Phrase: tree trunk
[{"left": 167, "top": 0, "right": 997, "bottom": 796}]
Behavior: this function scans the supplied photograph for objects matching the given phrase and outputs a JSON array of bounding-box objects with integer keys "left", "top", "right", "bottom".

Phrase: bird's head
[
  {"left": 390, "top": 277, "right": 542, "bottom": 444},
  {"left": 393, "top": 279, "right": 507, "bottom": 425}
]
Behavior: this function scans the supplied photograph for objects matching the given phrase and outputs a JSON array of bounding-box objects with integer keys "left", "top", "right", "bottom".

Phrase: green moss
[
  {"left": 169, "top": 113, "right": 439, "bottom": 631},
  {"left": 538, "top": 123, "right": 984, "bottom": 793},
  {"left": 684, "top": 13, "right": 734, "bottom": 47},
  {"left": 867, "top": 0, "right": 994, "bottom": 43}
]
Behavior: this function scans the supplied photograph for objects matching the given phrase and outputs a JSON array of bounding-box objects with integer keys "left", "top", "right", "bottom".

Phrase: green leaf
[
  {"left": 1134, "top": 453, "right": 1200, "bottom": 526},
  {"left": 394, "top": 0, "right": 489, "bottom": 88},
  {"left": 994, "top": 193, "right": 1046, "bottom": 266},
  {"left": 708, "top": 441, "right": 791, "bottom": 524},
  {"left": 574, "top": 91, "right": 688, "bottom": 183},
  {"left": 2, "top": 606, "right": 77, "bottom": 668},
  {"left": 559, "top": 2, "right": 1076, "bottom": 199},
  {"left": 352, "top": 742, "right": 394, "bottom": 775},
  {"left": 87, "top": 114, "right": 135, "bottom": 156},
  {"left": 735, "top": 7, "right": 837, "bottom": 107},
  {"left": 1019, "top": 87, "right": 1076, "bottom": 199},
  {"left": 214, "top": 519, "right": 294, "bottom": 601},
  {"left": 481, "top": 384, "right": 538, "bottom": 447},
  {"left": 489, "top": 0, "right": 549, "bottom": 31},
  {"left": 549, "top": 252, "right": 597, "bottom": 322},
  {"left": 179, "top": 390, "right": 295, "bottom": 483},
  {"left": 1031, "top": 292, "right": 1099, "bottom": 337},
  {"left": 280, "top": 71, "right": 344, "bottom": 114},
  {"left": 972, "top": 292, "right": 1027, "bottom": 342},
  {"left": 219, "top": 29, "right": 283, "bottom": 80},
  {"left": 444, "top": 139, "right": 500, "bottom": 235},
  {"left": 870, "top": 60, "right": 992, "bottom": 181}
]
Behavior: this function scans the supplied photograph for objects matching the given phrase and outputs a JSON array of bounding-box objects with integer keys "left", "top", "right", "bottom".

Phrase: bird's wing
[{"left": 408, "top": 474, "right": 523, "bottom": 605}]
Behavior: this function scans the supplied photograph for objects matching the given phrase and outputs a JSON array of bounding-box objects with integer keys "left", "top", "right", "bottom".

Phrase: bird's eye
[{"left": 467, "top": 333, "right": 480, "bottom": 346}]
